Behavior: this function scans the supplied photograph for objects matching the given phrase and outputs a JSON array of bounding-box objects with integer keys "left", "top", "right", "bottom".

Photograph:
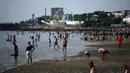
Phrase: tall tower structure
[
  {"left": 45, "top": 8, "right": 47, "bottom": 20},
  {"left": 32, "top": 14, "right": 35, "bottom": 22},
  {"left": 45, "top": 8, "right": 47, "bottom": 16},
  {"left": 32, "top": 14, "right": 35, "bottom": 26}
]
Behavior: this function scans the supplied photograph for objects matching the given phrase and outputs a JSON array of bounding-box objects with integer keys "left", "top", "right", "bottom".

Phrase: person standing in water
[
  {"left": 13, "top": 35, "right": 16, "bottom": 42},
  {"left": 59, "top": 33, "right": 62, "bottom": 39},
  {"left": 49, "top": 37, "right": 51, "bottom": 47},
  {"left": 54, "top": 36, "right": 60, "bottom": 49},
  {"left": 37, "top": 34, "right": 41, "bottom": 41},
  {"left": 53, "top": 33, "right": 55, "bottom": 37},
  {"left": 26, "top": 42, "right": 35, "bottom": 65},
  {"left": 35, "top": 38, "right": 38, "bottom": 46},
  {"left": 12, "top": 42, "right": 19, "bottom": 65},
  {"left": 63, "top": 37, "right": 68, "bottom": 52},
  {"left": 31, "top": 36, "right": 35, "bottom": 46},
  {"left": 49, "top": 32, "right": 51, "bottom": 38}
]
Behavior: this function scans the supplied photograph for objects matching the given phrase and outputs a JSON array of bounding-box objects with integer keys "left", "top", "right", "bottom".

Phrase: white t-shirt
[
  {"left": 125, "top": 70, "right": 128, "bottom": 73},
  {"left": 90, "top": 67, "right": 95, "bottom": 73}
]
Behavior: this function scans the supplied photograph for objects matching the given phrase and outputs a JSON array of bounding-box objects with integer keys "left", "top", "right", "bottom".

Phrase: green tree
[
  {"left": 81, "top": 13, "right": 87, "bottom": 21},
  {"left": 111, "top": 17, "right": 122, "bottom": 24},
  {"left": 74, "top": 14, "right": 82, "bottom": 21},
  {"left": 99, "top": 12, "right": 108, "bottom": 18}
]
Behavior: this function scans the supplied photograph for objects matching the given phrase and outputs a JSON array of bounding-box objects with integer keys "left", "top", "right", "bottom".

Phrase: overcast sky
[{"left": 0, "top": 0, "right": 130, "bottom": 22}]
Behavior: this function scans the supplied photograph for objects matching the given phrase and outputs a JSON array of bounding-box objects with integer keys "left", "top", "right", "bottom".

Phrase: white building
[
  {"left": 112, "top": 12, "right": 124, "bottom": 17},
  {"left": 123, "top": 15, "right": 130, "bottom": 24}
]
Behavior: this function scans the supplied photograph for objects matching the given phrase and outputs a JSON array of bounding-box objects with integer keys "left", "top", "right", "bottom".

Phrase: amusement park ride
[{"left": 32, "top": 8, "right": 83, "bottom": 27}]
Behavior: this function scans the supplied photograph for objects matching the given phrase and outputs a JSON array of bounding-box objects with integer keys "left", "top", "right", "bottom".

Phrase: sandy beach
[{"left": 2, "top": 37, "right": 130, "bottom": 73}]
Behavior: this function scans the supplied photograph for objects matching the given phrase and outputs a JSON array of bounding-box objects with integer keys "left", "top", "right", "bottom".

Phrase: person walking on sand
[
  {"left": 54, "top": 36, "right": 60, "bottom": 49},
  {"left": 11, "top": 42, "right": 19, "bottom": 65},
  {"left": 26, "top": 41, "right": 35, "bottom": 65},
  {"left": 88, "top": 61, "right": 96, "bottom": 73},
  {"left": 116, "top": 35, "right": 123, "bottom": 51},
  {"left": 124, "top": 65, "right": 130, "bottom": 73}
]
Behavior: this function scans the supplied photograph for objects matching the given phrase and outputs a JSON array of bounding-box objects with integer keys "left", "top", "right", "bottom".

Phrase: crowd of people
[
  {"left": 5, "top": 29, "right": 130, "bottom": 73},
  {"left": 6, "top": 31, "right": 71, "bottom": 65},
  {"left": 83, "top": 27, "right": 130, "bottom": 73}
]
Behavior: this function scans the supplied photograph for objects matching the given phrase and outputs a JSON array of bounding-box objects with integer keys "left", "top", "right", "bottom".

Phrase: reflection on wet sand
[{"left": 63, "top": 52, "right": 67, "bottom": 61}]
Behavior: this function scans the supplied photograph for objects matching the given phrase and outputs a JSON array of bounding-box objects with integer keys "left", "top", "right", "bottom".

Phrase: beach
[
  {"left": 0, "top": 31, "right": 85, "bottom": 72},
  {"left": 2, "top": 34, "right": 130, "bottom": 73},
  {"left": 1, "top": 0, "right": 130, "bottom": 72}
]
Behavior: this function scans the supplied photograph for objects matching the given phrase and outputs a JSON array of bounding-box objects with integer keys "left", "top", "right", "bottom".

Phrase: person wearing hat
[{"left": 98, "top": 48, "right": 109, "bottom": 60}]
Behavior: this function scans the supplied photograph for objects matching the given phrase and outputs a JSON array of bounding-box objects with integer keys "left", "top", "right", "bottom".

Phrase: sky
[{"left": 0, "top": 0, "right": 130, "bottom": 22}]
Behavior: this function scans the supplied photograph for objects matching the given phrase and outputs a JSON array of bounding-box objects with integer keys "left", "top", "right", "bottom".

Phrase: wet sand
[{"left": 2, "top": 37, "right": 130, "bottom": 73}]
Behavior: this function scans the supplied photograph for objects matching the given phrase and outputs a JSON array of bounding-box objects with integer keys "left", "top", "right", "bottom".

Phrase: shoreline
[{"left": 2, "top": 38, "right": 130, "bottom": 73}]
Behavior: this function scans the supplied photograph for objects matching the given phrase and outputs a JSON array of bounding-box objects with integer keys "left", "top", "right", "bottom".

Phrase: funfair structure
[{"left": 34, "top": 8, "right": 84, "bottom": 26}]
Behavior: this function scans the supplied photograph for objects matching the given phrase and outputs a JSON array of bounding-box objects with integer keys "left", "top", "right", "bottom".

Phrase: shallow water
[{"left": 0, "top": 31, "right": 89, "bottom": 70}]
